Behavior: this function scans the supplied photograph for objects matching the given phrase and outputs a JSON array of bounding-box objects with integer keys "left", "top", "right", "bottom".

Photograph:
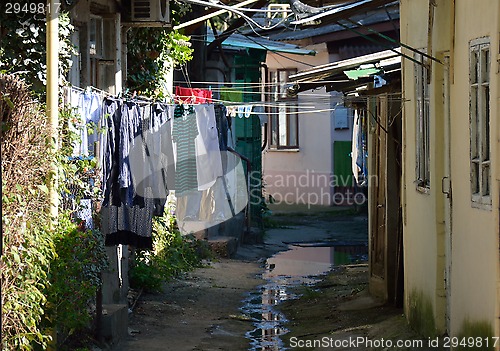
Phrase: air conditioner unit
[
  {"left": 266, "top": 4, "right": 290, "bottom": 26},
  {"left": 123, "top": 0, "right": 171, "bottom": 27}
]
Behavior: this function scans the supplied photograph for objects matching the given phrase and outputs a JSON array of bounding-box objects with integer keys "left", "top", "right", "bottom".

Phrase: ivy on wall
[
  {"left": 0, "top": 0, "right": 75, "bottom": 93},
  {"left": 126, "top": 29, "right": 194, "bottom": 98}
]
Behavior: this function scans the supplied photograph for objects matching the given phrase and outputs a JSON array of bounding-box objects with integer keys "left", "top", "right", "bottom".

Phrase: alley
[{"left": 114, "top": 207, "right": 420, "bottom": 351}]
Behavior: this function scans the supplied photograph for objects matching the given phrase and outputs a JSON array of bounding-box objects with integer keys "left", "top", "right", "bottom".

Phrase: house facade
[
  {"left": 401, "top": 0, "right": 499, "bottom": 338},
  {"left": 264, "top": 45, "right": 341, "bottom": 207},
  {"left": 261, "top": 2, "right": 399, "bottom": 207}
]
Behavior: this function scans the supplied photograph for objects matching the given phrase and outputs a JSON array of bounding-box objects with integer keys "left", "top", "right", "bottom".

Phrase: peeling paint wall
[{"left": 401, "top": 0, "right": 500, "bottom": 339}]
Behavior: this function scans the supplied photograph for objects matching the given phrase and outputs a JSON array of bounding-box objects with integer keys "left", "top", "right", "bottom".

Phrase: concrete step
[
  {"left": 207, "top": 236, "right": 238, "bottom": 258},
  {"left": 101, "top": 304, "right": 128, "bottom": 346}
]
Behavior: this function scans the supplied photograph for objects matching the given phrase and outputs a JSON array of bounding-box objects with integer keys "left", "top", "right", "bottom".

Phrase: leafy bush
[
  {"left": 43, "top": 213, "right": 108, "bottom": 348},
  {"left": 130, "top": 207, "right": 211, "bottom": 292},
  {"left": 1, "top": 75, "right": 107, "bottom": 350},
  {"left": 1, "top": 74, "right": 55, "bottom": 350},
  {"left": 127, "top": 29, "right": 194, "bottom": 98},
  {"left": 0, "top": 6, "right": 76, "bottom": 92}
]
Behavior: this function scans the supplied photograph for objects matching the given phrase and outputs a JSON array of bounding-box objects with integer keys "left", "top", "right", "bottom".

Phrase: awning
[
  {"left": 289, "top": 48, "right": 400, "bottom": 82},
  {"left": 206, "top": 33, "right": 316, "bottom": 56},
  {"left": 288, "top": 48, "right": 401, "bottom": 95}
]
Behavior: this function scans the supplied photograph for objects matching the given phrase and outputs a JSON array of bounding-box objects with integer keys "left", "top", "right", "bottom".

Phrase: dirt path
[
  {"left": 115, "top": 208, "right": 433, "bottom": 351},
  {"left": 117, "top": 259, "right": 265, "bottom": 351}
]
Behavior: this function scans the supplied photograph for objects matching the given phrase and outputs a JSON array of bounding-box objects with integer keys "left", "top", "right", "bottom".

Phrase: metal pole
[
  {"left": 46, "top": 0, "right": 59, "bottom": 348},
  {"left": 47, "top": 0, "right": 59, "bottom": 227}
]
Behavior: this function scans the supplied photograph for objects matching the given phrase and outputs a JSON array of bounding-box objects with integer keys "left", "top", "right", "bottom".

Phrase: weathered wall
[
  {"left": 448, "top": 0, "right": 499, "bottom": 338},
  {"left": 400, "top": 0, "right": 499, "bottom": 338}
]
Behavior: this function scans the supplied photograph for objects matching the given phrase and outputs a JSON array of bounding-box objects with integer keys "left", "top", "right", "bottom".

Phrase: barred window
[
  {"left": 469, "top": 38, "right": 491, "bottom": 207},
  {"left": 269, "top": 69, "right": 299, "bottom": 149}
]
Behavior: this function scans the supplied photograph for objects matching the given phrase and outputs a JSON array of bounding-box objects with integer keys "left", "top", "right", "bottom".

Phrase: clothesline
[
  {"left": 64, "top": 84, "right": 112, "bottom": 97},
  {"left": 63, "top": 85, "right": 347, "bottom": 119}
]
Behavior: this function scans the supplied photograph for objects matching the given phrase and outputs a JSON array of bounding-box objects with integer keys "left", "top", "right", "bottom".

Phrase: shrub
[
  {"left": 129, "top": 207, "right": 211, "bottom": 292},
  {"left": 43, "top": 213, "right": 108, "bottom": 348},
  {"left": 1, "top": 74, "right": 55, "bottom": 349}
]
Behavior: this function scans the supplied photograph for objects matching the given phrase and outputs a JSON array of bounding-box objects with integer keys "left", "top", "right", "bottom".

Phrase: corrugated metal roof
[
  {"left": 290, "top": 0, "right": 397, "bottom": 25},
  {"left": 266, "top": 4, "right": 399, "bottom": 41},
  {"left": 289, "top": 47, "right": 400, "bottom": 82},
  {"left": 206, "top": 33, "right": 316, "bottom": 56}
]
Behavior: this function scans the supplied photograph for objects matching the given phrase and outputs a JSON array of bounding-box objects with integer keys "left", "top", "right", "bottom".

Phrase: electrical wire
[{"left": 179, "top": 0, "right": 296, "bottom": 31}]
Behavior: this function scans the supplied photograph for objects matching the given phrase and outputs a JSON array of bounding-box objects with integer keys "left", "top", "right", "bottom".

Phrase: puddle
[{"left": 242, "top": 243, "right": 367, "bottom": 351}]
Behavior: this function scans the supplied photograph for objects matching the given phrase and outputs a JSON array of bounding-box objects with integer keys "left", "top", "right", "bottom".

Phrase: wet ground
[{"left": 115, "top": 206, "right": 436, "bottom": 351}]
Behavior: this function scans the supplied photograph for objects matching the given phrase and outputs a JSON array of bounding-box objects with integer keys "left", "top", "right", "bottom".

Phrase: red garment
[{"left": 175, "top": 87, "right": 213, "bottom": 104}]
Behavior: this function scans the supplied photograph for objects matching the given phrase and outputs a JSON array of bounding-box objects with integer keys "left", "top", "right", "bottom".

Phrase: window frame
[
  {"left": 469, "top": 37, "right": 491, "bottom": 208},
  {"left": 268, "top": 68, "right": 299, "bottom": 150}
]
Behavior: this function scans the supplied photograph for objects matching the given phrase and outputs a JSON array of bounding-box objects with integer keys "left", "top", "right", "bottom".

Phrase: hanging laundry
[
  {"left": 226, "top": 106, "right": 237, "bottom": 118},
  {"left": 64, "top": 87, "right": 103, "bottom": 157},
  {"left": 244, "top": 105, "right": 252, "bottom": 118},
  {"left": 214, "top": 104, "right": 229, "bottom": 152},
  {"left": 100, "top": 98, "right": 142, "bottom": 207},
  {"left": 99, "top": 97, "right": 173, "bottom": 249},
  {"left": 175, "top": 87, "right": 213, "bottom": 104},
  {"left": 194, "top": 104, "right": 223, "bottom": 191},
  {"left": 130, "top": 102, "right": 174, "bottom": 204},
  {"left": 101, "top": 189, "right": 156, "bottom": 250},
  {"left": 237, "top": 105, "right": 245, "bottom": 118},
  {"left": 172, "top": 104, "right": 199, "bottom": 196},
  {"left": 351, "top": 110, "right": 368, "bottom": 186},
  {"left": 219, "top": 87, "right": 243, "bottom": 103}
]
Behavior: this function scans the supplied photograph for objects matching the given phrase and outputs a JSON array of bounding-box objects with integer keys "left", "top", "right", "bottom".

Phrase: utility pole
[
  {"left": 46, "top": 0, "right": 59, "bottom": 347},
  {"left": 47, "top": 0, "right": 59, "bottom": 228}
]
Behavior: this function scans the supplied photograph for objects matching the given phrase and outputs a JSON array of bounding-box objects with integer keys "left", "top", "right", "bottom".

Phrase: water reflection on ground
[{"left": 242, "top": 243, "right": 368, "bottom": 351}]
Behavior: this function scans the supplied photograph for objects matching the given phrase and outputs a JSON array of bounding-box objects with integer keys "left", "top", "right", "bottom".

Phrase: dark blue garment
[
  {"left": 101, "top": 98, "right": 121, "bottom": 207},
  {"left": 214, "top": 104, "right": 229, "bottom": 152}
]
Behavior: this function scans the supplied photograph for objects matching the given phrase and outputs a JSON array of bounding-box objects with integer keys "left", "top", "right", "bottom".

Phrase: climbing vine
[
  {"left": 126, "top": 28, "right": 194, "bottom": 98},
  {"left": 0, "top": 0, "right": 75, "bottom": 94}
]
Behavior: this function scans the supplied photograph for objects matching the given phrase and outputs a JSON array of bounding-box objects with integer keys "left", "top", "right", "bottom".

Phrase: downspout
[{"left": 260, "top": 63, "right": 268, "bottom": 151}]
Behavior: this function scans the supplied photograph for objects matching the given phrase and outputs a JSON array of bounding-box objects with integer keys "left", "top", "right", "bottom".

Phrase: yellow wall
[
  {"left": 449, "top": 0, "right": 499, "bottom": 338},
  {"left": 401, "top": 0, "right": 499, "bottom": 338}
]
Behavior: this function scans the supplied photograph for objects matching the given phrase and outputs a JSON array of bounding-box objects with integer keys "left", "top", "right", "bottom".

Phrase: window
[
  {"left": 89, "top": 16, "right": 103, "bottom": 57},
  {"left": 414, "top": 53, "right": 430, "bottom": 189},
  {"left": 469, "top": 38, "right": 491, "bottom": 206},
  {"left": 269, "top": 69, "right": 299, "bottom": 149}
]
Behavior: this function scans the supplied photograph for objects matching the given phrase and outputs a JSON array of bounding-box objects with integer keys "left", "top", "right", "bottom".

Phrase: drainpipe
[
  {"left": 260, "top": 63, "right": 269, "bottom": 151},
  {"left": 46, "top": 0, "right": 59, "bottom": 228},
  {"left": 46, "top": 3, "right": 59, "bottom": 350}
]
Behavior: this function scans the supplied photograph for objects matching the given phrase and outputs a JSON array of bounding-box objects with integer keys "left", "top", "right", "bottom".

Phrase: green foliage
[
  {"left": 126, "top": 29, "right": 193, "bottom": 98},
  {"left": 0, "top": 2, "right": 76, "bottom": 93},
  {"left": 130, "top": 205, "right": 211, "bottom": 292},
  {"left": 1, "top": 211, "right": 56, "bottom": 350},
  {"left": 1, "top": 74, "right": 55, "bottom": 350},
  {"left": 1, "top": 75, "right": 106, "bottom": 350},
  {"left": 57, "top": 105, "right": 102, "bottom": 204},
  {"left": 169, "top": 0, "right": 192, "bottom": 26},
  {"left": 43, "top": 213, "right": 108, "bottom": 347}
]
